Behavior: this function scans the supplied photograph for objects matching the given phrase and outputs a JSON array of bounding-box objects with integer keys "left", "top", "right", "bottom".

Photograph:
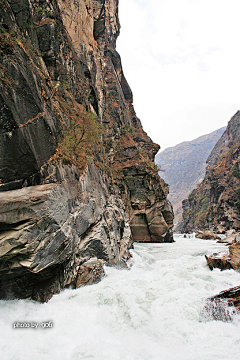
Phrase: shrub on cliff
[
  {"left": 48, "top": 88, "right": 102, "bottom": 172},
  {"left": 57, "top": 106, "right": 101, "bottom": 171}
]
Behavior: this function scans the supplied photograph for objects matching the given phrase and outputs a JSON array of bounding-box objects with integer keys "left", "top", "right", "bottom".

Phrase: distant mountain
[
  {"left": 155, "top": 126, "right": 226, "bottom": 229},
  {"left": 182, "top": 111, "right": 240, "bottom": 233}
]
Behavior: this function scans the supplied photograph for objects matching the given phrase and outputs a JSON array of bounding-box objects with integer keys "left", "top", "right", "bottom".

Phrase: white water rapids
[{"left": 1, "top": 234, "right": 240, "bottom": 360}]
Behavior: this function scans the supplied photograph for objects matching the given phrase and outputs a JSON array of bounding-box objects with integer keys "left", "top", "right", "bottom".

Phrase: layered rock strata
[{"left": 0, "top": 0, "right": 173, "bottom": 300}]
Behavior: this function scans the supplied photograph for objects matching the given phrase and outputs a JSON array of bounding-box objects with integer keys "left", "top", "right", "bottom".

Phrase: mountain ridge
[
  {"left": 156, "top": 126, "right": 226, "bottom": 229},
  {"left": 182, "top": 111, "right": 240, "bottom": 233}
]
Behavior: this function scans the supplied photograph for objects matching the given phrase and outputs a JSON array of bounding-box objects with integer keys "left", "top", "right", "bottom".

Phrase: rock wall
[
  {"left": 182, "top": 111, "right": 240, "bottom": 233},
  {"left": 0, "top": 0, "right": 173, "bottom": 300}
]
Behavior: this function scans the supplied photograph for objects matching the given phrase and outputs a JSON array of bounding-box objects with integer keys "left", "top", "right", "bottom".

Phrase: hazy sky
[{"left": 116, "top": 0, "right": 240, "bottom": 151}]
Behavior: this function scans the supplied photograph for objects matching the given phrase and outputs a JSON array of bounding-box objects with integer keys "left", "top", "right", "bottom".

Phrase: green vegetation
[
  {"left": 56, "top": 81, "right": 70, "bottom": 96},
  {"left": 147, "top": 161, "right": 162, "bottom": 174},
  {"left": 232, "top": 163, "right": 240, "bottom": 178},
  {"left": 182, "top": 185, "right": 210, "bottom": 228},
  {"left": 121, "top": 124, "right": 134, "bottom": 135},
  {"left": 195, "top": 198, "right": 210, "bottom": 224},
  {"left": 188, "top": 188, "right": 197, "bottom": 201},
  {"left": 0, "top": 26, "right": 36, "bottom": 56},
  {"left": 36, "top": 7, "right": 53, "bottom": 19},
  {"left": 57, "top": 102, "right": 102, "bottom": 171},
  {"left": 23, "top": 23, "right": 34, "bottom": 31}
]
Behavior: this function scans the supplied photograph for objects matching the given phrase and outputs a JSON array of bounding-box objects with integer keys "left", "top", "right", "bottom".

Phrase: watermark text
[{"left": 13, "top": 321, "right": 53, "bottom": 329}]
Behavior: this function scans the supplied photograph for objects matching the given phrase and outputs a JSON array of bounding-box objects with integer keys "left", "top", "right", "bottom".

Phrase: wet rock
[
  {"left": 75, "top": 258, "right": 105, "bottom": 288},
  {"left": 200, "top": 286, "right": 240, "bottom": 322},
  {"left": 229, "top": 240, "right": 240, "bottom": 270},
  {"left": 195, "top": 230, "right": 221, "bottom": 240},
  {"left": 205, "top": 252, "right": 232, "bottom": 271},
  {"left": 205, "top": 240, "right": 240, "bottom": 271},
  {"left": 216, "top": 233, "right": 239, "bottom": 245}
]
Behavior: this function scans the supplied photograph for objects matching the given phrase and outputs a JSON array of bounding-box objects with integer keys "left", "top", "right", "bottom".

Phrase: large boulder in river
[
  {"left": 216, "top": 232, "right": 240, "bottom": 245},
  {"left": 229, "top": 240, "right": 240, "bottom": 270},
  {"left": 205, "top": 252, "right": 232, "bottom": 271},
  {"left": 195, "top": 230, "right": 221, "bottom": 240},
  {"left": 200, "top": 286, "right": 240, "bottom": 322},
  {"left": 205, "top": 240, "right": 240, "bottom": 271}
]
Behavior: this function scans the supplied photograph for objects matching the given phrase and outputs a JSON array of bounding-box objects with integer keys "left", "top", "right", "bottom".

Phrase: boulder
[
  {"left": 216, "top": 233, "right": 239, "bottom": 245},
  {"left": 205, "top": 252, "right": 232, "bottom": 271},
  {"left": 229, "top": 240, "right": 240, "bottom": 270},
  {"left": 75, "top": 258, "right": 105, "bottom": 288},
  {"left": 226, "top": 229, "right": 237, "bottom": 237},
  {"left": 205, "top": 240, "right": 240, "bottom": 271},
  {"left": 195, "top": 230, "right": 221, "bottom": 240},
  {"left": 216, "top": 224, "right": 226, "bottom": 234},
  {"left": 200, "top": 286, "right": 240, "bottom": 322}
]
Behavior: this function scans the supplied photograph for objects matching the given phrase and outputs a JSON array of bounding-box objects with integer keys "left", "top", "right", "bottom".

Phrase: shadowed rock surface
[{"left": 0, "top": 0, "right": 173, "bottom": 301}]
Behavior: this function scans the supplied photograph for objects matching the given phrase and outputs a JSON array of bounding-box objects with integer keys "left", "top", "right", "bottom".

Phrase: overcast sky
[{"left": 116, "top": 0, "right": 240, "bottom": 151}]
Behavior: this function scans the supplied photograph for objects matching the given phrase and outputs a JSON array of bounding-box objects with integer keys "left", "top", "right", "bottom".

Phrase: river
[{"left": 1, "top": 234, "right": 240, "bottom": 360}]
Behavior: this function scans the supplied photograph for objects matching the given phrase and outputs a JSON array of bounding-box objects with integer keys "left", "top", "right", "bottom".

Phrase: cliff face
[
  {"left": 156, "top": 127, "right": 226, "bottom": 230},
  {"left": 182, "top": 111, "right": 240, "bottom": 233},
  {"left": 0, "top": 0, "right": 173, "bottom": 301}
]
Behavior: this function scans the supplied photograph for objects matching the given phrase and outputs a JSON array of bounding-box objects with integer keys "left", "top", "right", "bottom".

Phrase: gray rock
[{"left": 0, "top": 164, "right": 132, "bottom": 301}]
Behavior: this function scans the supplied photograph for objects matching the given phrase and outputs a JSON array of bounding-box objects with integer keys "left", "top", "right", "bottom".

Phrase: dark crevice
[
  {"left": 89, "top": 87, "right": 99, "bottom": 115},
  {"left": 0, "top": 218, "right": 32, "bottom": 234},
  {"left": 0, "top": 172, "right": 41, "bottom": 192},
  {"left": 93, "top": 1, "right": 106, "bottom": 41}
]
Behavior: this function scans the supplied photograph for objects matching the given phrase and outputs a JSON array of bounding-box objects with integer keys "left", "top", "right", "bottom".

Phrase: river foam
[{"left": 1, "top": 234, "right": 240, "bottom": 359}]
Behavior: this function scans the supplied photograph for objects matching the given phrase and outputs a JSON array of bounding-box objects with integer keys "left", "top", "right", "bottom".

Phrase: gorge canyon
[{"left": 0, "top": 0, "right": 174, "bottom": 301}]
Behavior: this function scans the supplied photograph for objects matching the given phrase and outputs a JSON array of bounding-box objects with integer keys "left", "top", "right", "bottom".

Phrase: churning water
[{"left": 1, "top": 234, "right": 240, "bottom": 360}]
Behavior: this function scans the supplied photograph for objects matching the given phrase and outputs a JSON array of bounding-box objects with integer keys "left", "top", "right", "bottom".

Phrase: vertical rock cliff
[
  {"left": 182, "top": 111, "right": 240, "bottom": 233},
  {"left": 0, "top": 0, "right": 174, "bottom": 301}
]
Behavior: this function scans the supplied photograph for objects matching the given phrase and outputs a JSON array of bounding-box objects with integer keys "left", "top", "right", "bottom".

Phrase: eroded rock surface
[
  {"left": 205, "top": 240, "right": 240, "bottom": 271},
  {"left": 205, "top": 252, "right": 232, "bottom": 271},
  {"left": 200, "top": 286, "right": 240, "bottom": 322},
  {"left": 0, "top": 0, "right": 173, "bottom": 300},
  {"left": 0, "top": 164, "right": 132, "bottom": 301},
  {"left": 204, "top": 239, "right": 240, "bottom": 320}
]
